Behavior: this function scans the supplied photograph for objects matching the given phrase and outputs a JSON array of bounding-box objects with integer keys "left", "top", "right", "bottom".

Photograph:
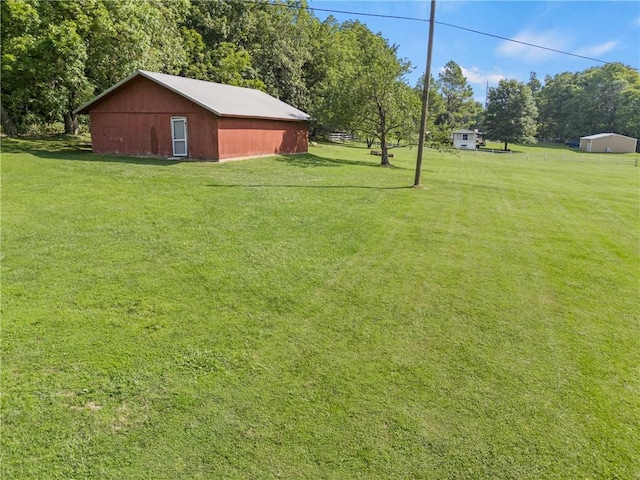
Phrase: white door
[{"left": 171, "top": 117, "right": 188, "bottom": 157}]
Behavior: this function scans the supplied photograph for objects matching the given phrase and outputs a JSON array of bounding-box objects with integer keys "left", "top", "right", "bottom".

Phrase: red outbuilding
[{"left": 74, "top": 70, "right": 310, "bottom": 161}]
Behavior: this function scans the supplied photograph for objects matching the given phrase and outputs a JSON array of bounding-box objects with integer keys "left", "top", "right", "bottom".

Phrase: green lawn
[{"left": 2, "top": 136, "right": 639, "bottom": 479}]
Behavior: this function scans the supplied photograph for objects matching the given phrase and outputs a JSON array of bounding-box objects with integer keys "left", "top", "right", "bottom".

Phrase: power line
[
  {"left": 435, "top": 21, "right": 608, "bottom": 65},
  {"left": 306, "top": 6, "right": 430, "bottom": 23},
  {"left": 265, "top": 2, "right": 631, "bottom": 68}
]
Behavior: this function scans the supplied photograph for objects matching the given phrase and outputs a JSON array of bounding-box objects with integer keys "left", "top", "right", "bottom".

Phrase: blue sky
[{"left": 309, "top": 1, "right": 640, "bottom": 102}]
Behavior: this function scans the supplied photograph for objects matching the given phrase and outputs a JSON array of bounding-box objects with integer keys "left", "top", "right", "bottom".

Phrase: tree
[
  {"left": 535, "top": 64, "right": 640, "bottom": 145},
  {"left": 572, "top": 63, "right": 639, "bottom": 137},
  {"left": 485, "top": 79, "right": 538, "bottom": 151},
  {"left": 302, "top": 16, "right": 364, "bottom": 137},
  {"left": 1, "top": 0, "right": 45, "bottom": 133},
  {"left": 43, "top": 21, "right": 93, "bottom": 134},
  {"left": 209, "top": 42, "right": 264, "bottom": 89},
  {"left": 338, "top": 21, "right": 418, "bottom": 165},
  {"left": 0, "top": 1, "right": 94, "bottom": 135},
  {"left": 301, "top": 15, "right": 345, "bottom": 138},
  {"left": 243, "top": 1, "right": 312, "bottom": 110},
  {"left": 528, "top": 71, "right": 542, "bottom": 96},
  {"left": 414, "top": 72, "right": 460, "bottom": 150},
  {"left": 617, "top": 83, "right": 640, "bottom": 149},
  {"left": 536, "top": 72, "right": 578, "bottom": 140},
  {"left": 0, "top": 0, "right": 427, "bottom": 144},
  {"left": 435, "top": 60, "right": 476, "bottom": 129},
  {"left": 1, "top": 0, "right": 190, "bottom": 134},
  {"left": 180, "top": 1, "right": 264, "bottom": 88},
  {"left": 84, "top": 0, "right": 189, "bottom": 92},
  {"left": 184, "top": 0, "right": 312, "bottom": 110}
]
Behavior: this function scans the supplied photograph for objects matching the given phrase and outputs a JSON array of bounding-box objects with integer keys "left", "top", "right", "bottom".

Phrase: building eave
[{"left": 74, "top": 70, "right": 310, "bottom": 122}]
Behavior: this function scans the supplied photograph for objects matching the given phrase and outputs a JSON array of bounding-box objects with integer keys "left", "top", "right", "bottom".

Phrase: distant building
[
  {"left": 452, "top": 129, "right": 485, "bottom": 150},
  {"left": 579, "top": 133, "right": 637, "bottom": 154},
  {"left": 74, "top": 70, "right": 310, "bottom": 161}
]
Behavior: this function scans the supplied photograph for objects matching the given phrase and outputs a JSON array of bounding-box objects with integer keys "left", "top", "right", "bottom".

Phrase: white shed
[
  {"left": 579, "top": 133, "right": 637, "bottom": 153},
  {"left": 452, "top": 129, "right": 483, "bottom": 150}
]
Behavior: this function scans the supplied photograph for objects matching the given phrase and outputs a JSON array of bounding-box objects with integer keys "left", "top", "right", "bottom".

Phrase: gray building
[{"left": 579, "top": 133, "right": 638, "bottom": 153}]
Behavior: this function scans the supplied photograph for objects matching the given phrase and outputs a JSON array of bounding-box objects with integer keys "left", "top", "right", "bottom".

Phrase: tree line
[{"left": 2, "top": 0, "right": 639, "bottom": 158}]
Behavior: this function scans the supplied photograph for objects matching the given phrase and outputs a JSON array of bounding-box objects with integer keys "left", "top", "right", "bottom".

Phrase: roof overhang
[
  {"left": 74, "top": 70, "right": 141, "bottom": 115},
  {"left": 74, "top": 70, "right": 310, "bottom": 122},
  {"left": 580, "top": 132, "right": 638, "bottom": 141}
]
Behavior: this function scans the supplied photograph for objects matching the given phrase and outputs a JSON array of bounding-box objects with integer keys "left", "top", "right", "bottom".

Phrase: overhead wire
[{"left": 262, "top": 2, "right": 634, "bottom": 68}]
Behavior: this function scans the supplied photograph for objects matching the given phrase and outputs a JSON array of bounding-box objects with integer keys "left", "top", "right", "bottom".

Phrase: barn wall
[
  {"left": 88, "top": 76, "right": 219, "bottom": 159},
  {"left": 216, "top": 117, "right": 308, "bottom": 160},
  {"left": 87, "top": 75, "right": 309, "bottom": 160},
  {"left": 90, "top": 112, "right": 218, "bottom": 159}
]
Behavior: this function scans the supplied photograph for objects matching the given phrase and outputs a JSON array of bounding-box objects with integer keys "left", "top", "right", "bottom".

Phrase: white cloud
[
  {"left": 436, "top": 0, "right": 466, "bottom": 14},
  {"left": 495, "top": 29, "right": 572, "bottom": 63},
  {"left": 458, "top": 66, "right": 506, "bottom": 103},
  {"left": 576, "top": 40, "right": 619, "bottom": 57},
  {"left": 459, "top": 66, "right": 505, "bottom": 86}
]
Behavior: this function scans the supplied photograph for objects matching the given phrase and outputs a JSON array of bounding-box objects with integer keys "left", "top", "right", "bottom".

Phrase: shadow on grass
[
  {"left": 277, "top": 153, "right": 409, "bottom": 170},
  {"left": 1, "top": 134, "right": 92, "bottom": 153},
  {"left": 206, "top": 183, "right": 412, "bottom": 190},
  {"left": 313, "top": 141, "right": 370, "bottom": 150},
  {"left": 316, "top": 140, "right": 413, "bottom": 150},
  {"left": 1, "top": 135, "right": 187, "bottom": 166},
  {"left": 480, "top": 142, "right": 588, "bottom": 155},
  {"left": 2, "top": 136, "right": 415, "bottom": 168},
  {"left": 522, "top": 142, "right": 574, "bottom": 150}
]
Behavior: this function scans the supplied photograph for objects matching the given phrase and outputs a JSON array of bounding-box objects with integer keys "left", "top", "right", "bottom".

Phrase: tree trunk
[
  {"left": 0, "top": 101, "right": 18, "bottom": 136},
  {"left": 380, "top": 132, "right": 390, "bottom": 166},
  {"left": 64, "top": 110, "right": 79, "bottom": 135},
  {"left": 503, "top": 140, "right": 508, "bottom": 151},
  {"left": 366, "top": 137, "right": 374, "bottom": 148},
  {"left": 378, "top": 103, "right": 391, "bottom": 166}
]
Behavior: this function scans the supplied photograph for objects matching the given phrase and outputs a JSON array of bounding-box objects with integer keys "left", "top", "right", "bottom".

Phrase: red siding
[
  {"left": 217, "top": 117, "right": 308, "bottom": 160},
  {"left": 88, "top": 76, "right": 219, "bottom": 159},
  {"left": 86, "top": 75, "right": 307, "bottom": 161},
  {"left": 90, "top": 112, "right": 218, "bottom": 159}
]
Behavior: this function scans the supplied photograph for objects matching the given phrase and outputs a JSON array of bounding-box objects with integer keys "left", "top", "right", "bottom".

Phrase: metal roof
[
  {"left": 74, "top": 70, "right": 310, "bottom": 122},
  {"left": 452, "top": 129, "right": 478, "bottom": 134},
  {"left": 581, "top": 132, "right": 637, "bottom": 140}
]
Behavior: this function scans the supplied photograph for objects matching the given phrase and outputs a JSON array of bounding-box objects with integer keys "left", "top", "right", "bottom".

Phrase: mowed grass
[{"left": 2, "top": 136, "right": 639, "bottom": 479}]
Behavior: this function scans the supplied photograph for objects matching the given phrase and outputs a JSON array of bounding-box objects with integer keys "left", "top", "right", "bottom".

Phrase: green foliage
[
  {"left": 3, "top": 0, "right": 637, "bottom": 152},
  {"left": 84, "top": 0, "right": 189, "bottom": 90},
  {"left": 183, "top": 0, "right": 314, "bottom": 109},
  {"left": 536, "top": 63, "right": 640, "bottom": 145},
  {"left": 325, "top": 21, "right": 420, "bottom": 164},
  {"left": 536, "top": 72, "right": 578, "bottom": 140},
  {"left": 179, "top": 21, "right": 264, "bottom": 90},
  {"left": 528, "top": 71, "right": 542, "bottom": 95},
  {"left": 246, "top": 1, "right": 312, "bottom": 109},
  {"left": 1, "top": 0, "right": 190, "bottom": 134},
  {"left": 1, "top": 0, "right": 420, "bottom": 143},
  {"left": 435, "top": 60, "right": 478, "bottom": 129},
  {"left": 0, "top": 1, "right": 93, "bottom": 133},
  {"left": 485, "top": 79, "right": 538, "bottom": 150}
]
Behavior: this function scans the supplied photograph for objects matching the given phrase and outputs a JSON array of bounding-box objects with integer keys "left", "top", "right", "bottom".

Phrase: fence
[
  {"left": 457, "top": 148, "right": 639, "bottom": 167},
  {"left": 328, "top": 132, "right": 354, "bottom": 143}
]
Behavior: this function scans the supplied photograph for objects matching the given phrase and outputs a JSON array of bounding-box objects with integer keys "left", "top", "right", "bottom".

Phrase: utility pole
[
  {"left": 413, "top": 0, "right": 436, "bottom": 187},
  {"left": 485, "top": 81, "right": 489, "bottom": 109}
]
